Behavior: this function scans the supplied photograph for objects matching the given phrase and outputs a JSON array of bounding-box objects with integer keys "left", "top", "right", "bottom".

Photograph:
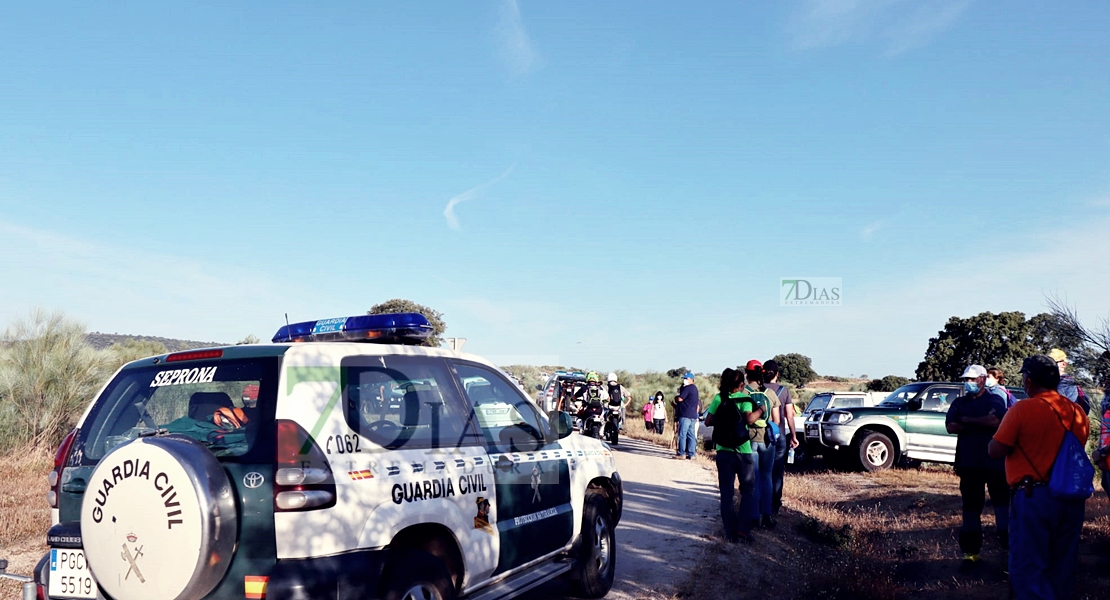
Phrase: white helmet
[{"left": 607, "top": 372, "right": 618, "bottom": 383}]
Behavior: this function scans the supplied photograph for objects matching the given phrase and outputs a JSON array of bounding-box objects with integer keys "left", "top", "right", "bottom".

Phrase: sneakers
[
  {"left": 728, "top": 531, "right": 754, "bottom": 544},
  {"left": 959, "top": 554, "right": 981, "bottom": 573},
  {"left": 672, "top": 455, "right": 686, "bottom": 460},
  {"left": 760, "top": 516, "right": 777, "bottom": 529}
]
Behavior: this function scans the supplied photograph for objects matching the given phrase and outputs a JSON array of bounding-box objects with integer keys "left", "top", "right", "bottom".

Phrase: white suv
[{"left": 34, "top": 313, "right": 622, "bottom": 600}]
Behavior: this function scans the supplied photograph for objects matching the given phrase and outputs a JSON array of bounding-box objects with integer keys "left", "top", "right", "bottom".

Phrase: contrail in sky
[{"left": 443, "top": 164, "right": 516, "bottom": 230}]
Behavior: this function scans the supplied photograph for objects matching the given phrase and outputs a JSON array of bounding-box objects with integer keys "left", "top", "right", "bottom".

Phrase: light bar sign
[{"left": 312, "top": 317, "right": 347, "bottom": 334}]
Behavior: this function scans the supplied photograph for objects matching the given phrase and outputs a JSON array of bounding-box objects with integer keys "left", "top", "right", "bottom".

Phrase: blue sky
[{"left": 2, "top": 1, "right": 1108, "bottom": 378}]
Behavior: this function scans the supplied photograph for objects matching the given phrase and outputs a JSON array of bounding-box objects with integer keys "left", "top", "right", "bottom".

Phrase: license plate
[
  {"left": 805, "top": 425, "right": 818, "bottom": 436},
  {"left": 49, "top": 548, "right": 97, "bottom": 599}
]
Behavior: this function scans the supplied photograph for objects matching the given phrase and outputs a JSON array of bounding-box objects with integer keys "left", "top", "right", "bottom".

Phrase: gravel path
[{"left": 523, "top": 436, "right": 721, "bottom": 600}]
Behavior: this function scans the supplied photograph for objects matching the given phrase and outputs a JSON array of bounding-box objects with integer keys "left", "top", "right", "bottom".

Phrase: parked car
[
  {"left": 34, "top": 313, "right": 622, "bottom": 600},
  {"left": 804, "top": 382, "right": 1028, "bottom": 471},
  {"left": 536, "top": 371, "right": 588, "bottom": 414}
]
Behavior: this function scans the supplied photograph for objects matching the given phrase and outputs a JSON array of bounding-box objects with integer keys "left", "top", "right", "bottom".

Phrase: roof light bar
[{"left": 272, "top": 313, "right": 433, "bottom": 345}]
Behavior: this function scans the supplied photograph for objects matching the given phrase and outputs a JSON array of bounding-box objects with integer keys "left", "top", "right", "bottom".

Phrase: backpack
[
  {"left": 711, "top": 394, "right": 749, "bottom": 449},
  {"left": 1019, "top": 399, "right": 1095, "bottom": 500}
]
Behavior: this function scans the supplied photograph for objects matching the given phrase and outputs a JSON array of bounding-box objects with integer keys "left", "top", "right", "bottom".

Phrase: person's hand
[{"left": 790, "top": 435, "right": 800, "bottom": 449}]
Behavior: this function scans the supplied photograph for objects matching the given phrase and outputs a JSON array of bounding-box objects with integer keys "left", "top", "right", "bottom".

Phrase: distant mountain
[{"left": 85, "top": 332, "right": 228, "bottom": 352}]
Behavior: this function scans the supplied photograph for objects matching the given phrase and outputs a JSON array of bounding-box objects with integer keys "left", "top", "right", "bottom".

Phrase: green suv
[{"left": 804, "top": 382, "right": 1027, "bottom": 471}]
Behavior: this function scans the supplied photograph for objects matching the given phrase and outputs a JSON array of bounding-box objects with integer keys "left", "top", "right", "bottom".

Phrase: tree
[
  {"left": 368, "top": 299, "right": 447, "bottom": 347},
  {"left": 771, "top": 353, "right": 817, "bottom": 387},
  {"left": 237, "top": 334, "right": 261, "bottom": 345},
  {"left": 104, "top": 339, "right": 169, "bottom": 371},
  {"left": 1045, "top": 296, "right": 1110, "bottom": 389},
  {"left": 915, "top": 311, "right": 1038, "bottom": 382},
  {"left": 867, "top": 375, "right": 912, "bottom": 392},
  {"left": 0, "top": 310, "right": 108, "bottom": 450},
  {"left": 666, "top": 367, "right": 689, "bottom": 379}
]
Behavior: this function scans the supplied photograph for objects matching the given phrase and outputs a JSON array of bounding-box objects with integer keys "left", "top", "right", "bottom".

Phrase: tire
[
  {"left": 80, "top": 435, "right": 237, "bottom": 600},
  {"left": 608, "top": 426, "right": 619, "bottom": 445},
  {"left": 588, "top": 423, "right": 601, "bottom": 440},
  {"left": 383, "top": 550, "right": 457, "bottom": 600},
  {"left": 568, "top": 493, "right": 616, "bottom": 598},
  {"left": 857, "top": 431, "right": 895, "bottom": 472}
]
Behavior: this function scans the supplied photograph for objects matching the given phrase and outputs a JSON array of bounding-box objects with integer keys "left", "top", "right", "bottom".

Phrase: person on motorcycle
[
  {"left": 606, "top": 373, "right": 631, "bottom": 431},
  {"left": 578, "top": 372, "right": 607, "bottom": 436}
]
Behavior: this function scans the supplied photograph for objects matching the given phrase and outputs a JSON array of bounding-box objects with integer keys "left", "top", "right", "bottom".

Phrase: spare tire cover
[{"left": 81, "top": 434, "right": 238, "bottom": 600}]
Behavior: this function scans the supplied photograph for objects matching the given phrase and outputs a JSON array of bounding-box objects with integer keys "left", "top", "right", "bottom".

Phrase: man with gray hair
[{"left": 946, "top": 364, "right": 1009, "bottom": 571}]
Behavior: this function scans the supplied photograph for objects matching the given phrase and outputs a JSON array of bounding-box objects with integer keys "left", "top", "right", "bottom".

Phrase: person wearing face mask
[
  {"left": 985, "top": 367, "right": 1017, "bottom": 408},
  {"left": 945, "top": 364, "right": 1010, "bottom": 571}
]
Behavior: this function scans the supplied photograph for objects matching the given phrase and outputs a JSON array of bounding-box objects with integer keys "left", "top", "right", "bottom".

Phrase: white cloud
[
  {"left": 788, "top": 0, "right": 972, "bottom": 55},
  {"left": 442, "top": 164, "right": 516, "bottom": 230},
  {"left": 497, "top": 0, "right": 540, "bottom": 74},
  {"left": 861, "top": 221, "right": 884, "bottom": 239}
]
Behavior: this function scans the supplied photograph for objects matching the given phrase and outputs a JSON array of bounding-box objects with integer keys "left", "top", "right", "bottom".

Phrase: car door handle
[{"left": 495, "top": 455, "right": 515, "bottom": 471}]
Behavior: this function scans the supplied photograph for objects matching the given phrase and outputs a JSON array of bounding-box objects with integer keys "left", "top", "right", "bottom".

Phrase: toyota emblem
[{"left": 243, "top": 472, "right": 265, "bottom": 489}]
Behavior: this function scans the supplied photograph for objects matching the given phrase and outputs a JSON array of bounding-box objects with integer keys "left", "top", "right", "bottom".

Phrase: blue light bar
[{"left": 272, "top": 313, "right": 434, "bottom": 345}]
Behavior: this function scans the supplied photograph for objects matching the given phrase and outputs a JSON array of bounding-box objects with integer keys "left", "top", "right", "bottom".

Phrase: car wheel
[
  {"left": 857, "top": 431, "right": 895, "bottom": 472},
  {"left": 568, "top": 493, "right": 616, "bottom": 599},
  {"left": 383, "top": 550, "right": 457, "bottom": 600},
  {"left": 79, "top": 435, "right": 238, "bottom": 600}
]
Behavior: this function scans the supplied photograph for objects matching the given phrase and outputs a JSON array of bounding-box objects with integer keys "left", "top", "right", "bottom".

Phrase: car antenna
[{"left": 285, "top": 312, "right": 290, "bottom": 331}]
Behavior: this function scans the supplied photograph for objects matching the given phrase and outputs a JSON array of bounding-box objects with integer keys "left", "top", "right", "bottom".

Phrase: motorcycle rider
[
  {"left": 578, "top": 372, "right": 607, "bottom": 437},
  {"left": 606, "top": 372, "right": 631, "bottom": 431}
]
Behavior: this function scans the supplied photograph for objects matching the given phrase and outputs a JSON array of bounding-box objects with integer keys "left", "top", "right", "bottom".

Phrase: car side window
[
  {"left": 453, "top": 362, "right": 547, "bottom": 453},
  {"left": 920, "top": 387, "right": 956, "bottom": 413},
  {"left": 342, "top": 355, "right": 480, "bottom": 450},
  {"left": 836, "top": 397, "right": 863, "bottom": 408}
]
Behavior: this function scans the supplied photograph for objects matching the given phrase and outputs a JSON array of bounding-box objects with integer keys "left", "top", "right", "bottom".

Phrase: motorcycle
[
  {"left": 603, "top": 403, "right": 621, "bottom": 445},
  {"left": 580, "top": 401, "right": 605, "bottom": 440}
]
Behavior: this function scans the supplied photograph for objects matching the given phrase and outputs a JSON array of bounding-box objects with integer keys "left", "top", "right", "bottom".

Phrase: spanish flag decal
[
  {"left": 348, "top": 469, "right": 374, "bottom": 481},
  {"left": 245, "top": 575, "right": 267, "bottom": 599}
]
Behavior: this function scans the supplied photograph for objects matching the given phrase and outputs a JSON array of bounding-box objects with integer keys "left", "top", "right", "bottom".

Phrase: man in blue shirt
[
  {"left": 946, "top": 364, "right": 1009, "bottom": 571},
  {"left": 673, "top": 372, "right": 701, "bottom": 460}
]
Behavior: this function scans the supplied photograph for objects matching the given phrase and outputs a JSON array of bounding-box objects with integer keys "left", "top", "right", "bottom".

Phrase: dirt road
[{"left": 523, "top": 436, "right": 720, "bottom": 600}]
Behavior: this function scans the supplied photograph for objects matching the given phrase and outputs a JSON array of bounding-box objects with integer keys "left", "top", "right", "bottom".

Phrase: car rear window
[{"left": 76, "top": 357, "right": 279, "bottom": 463}]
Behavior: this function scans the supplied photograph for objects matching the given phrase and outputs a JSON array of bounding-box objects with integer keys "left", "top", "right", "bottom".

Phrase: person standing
[
  {"left": 653, "top": 392, "right": 667, "bottom": 434},
  {"left": 985, "top": 367, "right": 1017, "bottom": 408},
  {"left": 673, "top": 372, "right": 700, "bottom": 460},
  {"left": 762, "top": 359, "right": 798, "bottom": 515},
  {"left": 1049, "top": 348, "right": 1091, "bottom": 415},
  {"left": 989, "top": 355, "right": 1089, "bottom": 600},
  {"left": 743, "top": 360, "right": 780, "bottom": 528},
  {"left": 607, "top": 373, "right": 631, "bottom": 430},
  {"left": 641, "top": 396, "right": 655, "bottom": 432},
  {"left": 945, "top": 364, "right": 1009, "bottom": 570},
  {"left": 705, "top": 368, "right": 759, "bottom": 543}
]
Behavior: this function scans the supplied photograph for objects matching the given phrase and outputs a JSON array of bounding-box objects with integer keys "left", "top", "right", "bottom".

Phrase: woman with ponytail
[{"left": 744, "top": 360, "right": 781, "bottom": 529}]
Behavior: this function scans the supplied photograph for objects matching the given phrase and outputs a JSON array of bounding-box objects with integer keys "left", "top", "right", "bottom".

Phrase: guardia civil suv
[{"left": 34, "top": 313, "right": 622, "bottom": 600}]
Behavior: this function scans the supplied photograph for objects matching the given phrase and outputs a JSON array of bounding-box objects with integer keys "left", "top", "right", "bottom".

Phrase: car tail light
[
  {"left": 47, "top": 429, "right": 78, "bottom": 508},
  {"left": 274, "top": 420, "right": 336, "bottom": 512}
]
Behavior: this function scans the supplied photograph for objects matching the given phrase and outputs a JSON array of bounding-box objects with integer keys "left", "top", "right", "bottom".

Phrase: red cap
[{"left": 745, "top": 360, "right": 762, "bottom": 371}]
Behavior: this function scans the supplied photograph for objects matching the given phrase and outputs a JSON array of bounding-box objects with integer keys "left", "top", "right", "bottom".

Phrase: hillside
[{"left": 84, "top": 332, "right": 228, "bottom": 352}]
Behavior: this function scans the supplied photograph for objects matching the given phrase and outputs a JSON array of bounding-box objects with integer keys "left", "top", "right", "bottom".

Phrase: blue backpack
[{"left": 1038, "top": 401, "right": 1095, "bottom": 500}]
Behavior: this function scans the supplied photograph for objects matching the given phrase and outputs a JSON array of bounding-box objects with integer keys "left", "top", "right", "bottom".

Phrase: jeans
[
  {"left": 771, "top": 433, "right": 788, "bottom": 513},
  {"left": 676, "top": 417, "right": 697, "bottom": 458},
  {"left": 956, "top": 467, "right": 1010, "bottom": 554},
  {"left": 715, "top": 450, "right": 756, "bottom": 538},
  {"left": 654, "top": 419, "right": 665, "bottom": 434},
  {"left": 1103, "top": 470, "right": 1110, "bottom": 502},
  {"left": 751, "top": 440, "right": 775, "bottom": 518},
  {"left": 1009, "top": 484, "right": 1085, "bottom": 600}
]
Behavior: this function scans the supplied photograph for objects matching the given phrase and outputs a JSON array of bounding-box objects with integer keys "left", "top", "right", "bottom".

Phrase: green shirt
[
  {"left": 707, "top": 392, "right": 753, "bottom": 454},
  {"left": 744, "top": 385, "right": 780, "bottom": 445}
]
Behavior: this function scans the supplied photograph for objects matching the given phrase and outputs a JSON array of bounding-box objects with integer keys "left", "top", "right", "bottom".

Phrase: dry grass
[
  {"left": 676, "top": 460, "right": 1110, "bottom": 600},
  {"left": 0, "top": 446, "right": 52, "bottom": 597}
]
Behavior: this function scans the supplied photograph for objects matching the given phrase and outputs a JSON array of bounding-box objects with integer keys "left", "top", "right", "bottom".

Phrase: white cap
[
  {"left": 607, "top": 372, "right": 618, "bottom": 383},
  {"left": 960, "top": 365, "right": 987, "bottom": 379}
]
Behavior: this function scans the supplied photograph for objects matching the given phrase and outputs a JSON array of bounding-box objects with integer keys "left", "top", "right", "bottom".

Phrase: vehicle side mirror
[
  {"left": 549, "top": 411, "right": 574, "bottom": 439},
  {"left": 535, "top": 384, "right": 544, "bottom": 391},
  {"left": 907, "top": 399, "right": 922, "bottom": 411}
]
